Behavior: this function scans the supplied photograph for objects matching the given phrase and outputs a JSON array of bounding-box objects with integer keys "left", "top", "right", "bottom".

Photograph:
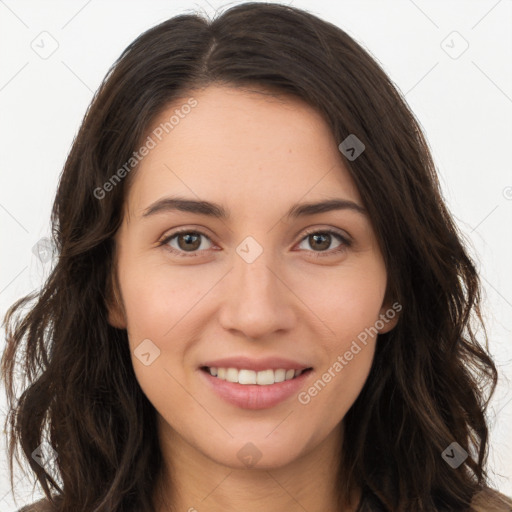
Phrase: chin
[{"left": 198, "top": 433, "right": 312, "bottom": 471}]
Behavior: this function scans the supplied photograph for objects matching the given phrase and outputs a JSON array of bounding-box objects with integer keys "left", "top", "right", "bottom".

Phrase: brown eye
[
  {"left": 307, "top": 233, "right": 332, "bottom": 251},
  {"left": 297, "top": 230, "right": 349, "bottom": 254},
  {"left": 161, "top": 230, "right": 214, "bottom": 256},
  {"left": 176, "top": 232, "right": 202, "bottom": 251}
]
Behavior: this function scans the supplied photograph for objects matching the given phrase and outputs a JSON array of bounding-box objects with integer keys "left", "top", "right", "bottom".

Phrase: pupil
[
  {"left": 179, "top": 233, "right": 200, "bottom": 251},
  {"left": 311, "top": 233, "right": 329, "bottom": 251}
]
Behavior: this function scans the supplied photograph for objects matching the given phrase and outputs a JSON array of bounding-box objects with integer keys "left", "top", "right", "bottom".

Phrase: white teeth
[
  {"left": 274, "top": 369, "right": 286, "bottom": 383},
  {"left": 238, "top": 369, "right": 257, "bottom": 384},
  {"left": 226, "top": 367, "right": 238, "bottom": 383},
  {"left": 256, "top": 369, "right": 274, "bottom": 385},
  {"left": 207, "top": 366, "right": 308, "bottom": 385}
]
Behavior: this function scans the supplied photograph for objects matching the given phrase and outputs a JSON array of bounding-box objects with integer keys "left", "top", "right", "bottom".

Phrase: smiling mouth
[{"left": 200, "top": 366, "right": 313, "bottom": 385}]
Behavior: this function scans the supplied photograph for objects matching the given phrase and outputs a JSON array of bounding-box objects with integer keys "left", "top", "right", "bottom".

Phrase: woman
[{"left": 3, "top": 2, "right": 511, "bottom": 511}]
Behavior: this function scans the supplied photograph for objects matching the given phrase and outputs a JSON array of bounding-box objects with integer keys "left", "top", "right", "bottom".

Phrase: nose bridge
[
  {"left": 219, "top": 235, "right": 295, "bottom": 338},
  {"left": 233, "top": 236, "right": 280, "bottom": 303}
]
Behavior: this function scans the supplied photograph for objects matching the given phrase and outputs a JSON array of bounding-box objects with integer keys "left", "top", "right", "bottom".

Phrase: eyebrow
[{"left": 141, "top": 196, "right": 367, "bottom": 220}]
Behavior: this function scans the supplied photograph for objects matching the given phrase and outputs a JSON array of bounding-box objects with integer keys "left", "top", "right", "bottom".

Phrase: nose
[{"left": 218, "top": 244, "right": 296, "bottom": 340}]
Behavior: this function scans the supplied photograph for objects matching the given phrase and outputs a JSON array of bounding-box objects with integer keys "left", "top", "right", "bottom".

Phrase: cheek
[
  {"left": 291, "top": 259, "right": 384, "bottom": 417},
  {"left": 119, "top": 255, "right": 211, "bottom": 341},
  {"left": 117, "top": 258, "right": 202, "bottom": 420},
  {"left": 290, "top": 257, "right": 387, "bottom": 340},
  {"left": 296, "top": 327, "right": 376, "bottom": 438}
]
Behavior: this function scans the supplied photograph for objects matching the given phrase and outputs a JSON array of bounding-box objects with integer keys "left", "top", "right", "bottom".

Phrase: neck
[{"left": 153, "top": 418, "right": 360, "bottom": 512}]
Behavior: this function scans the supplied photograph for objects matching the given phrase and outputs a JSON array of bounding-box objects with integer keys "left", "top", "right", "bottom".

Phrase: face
[{"left": 108, "top": 85, "right": 398, "bottom": 470}]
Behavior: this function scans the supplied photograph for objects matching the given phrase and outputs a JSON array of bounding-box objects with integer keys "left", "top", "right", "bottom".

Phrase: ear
[
  {"left": 376, "top": 300, "right": 401, "bottom": 334},
  {"left": 107, "top": 300, "right": 127, "bottom": 329},
  {"left": 106, "top": 272, "right": 127, "bottom": 329}
]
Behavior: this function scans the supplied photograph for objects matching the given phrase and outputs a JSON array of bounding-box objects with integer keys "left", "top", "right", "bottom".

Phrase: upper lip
[{"left": 200, "top": 356, "right": 313, "bottom": 372}]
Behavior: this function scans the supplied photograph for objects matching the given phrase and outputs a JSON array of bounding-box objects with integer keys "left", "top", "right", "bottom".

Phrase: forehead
[{"left": 127, "top": 85, "right": 362, "bottom": 213}]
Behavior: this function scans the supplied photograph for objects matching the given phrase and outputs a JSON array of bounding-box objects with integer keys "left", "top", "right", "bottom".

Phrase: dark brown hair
[{"left": 2, "top": 3, "right": 511, "bottom": 511}]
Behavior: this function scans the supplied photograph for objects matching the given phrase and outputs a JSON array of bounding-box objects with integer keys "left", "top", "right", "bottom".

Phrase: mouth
[
  {"left": 199, "top": 365, "right": 314, "bottom": 410},
  {"left": 200, "top": 366, "right": 313, "bottom": 385}
]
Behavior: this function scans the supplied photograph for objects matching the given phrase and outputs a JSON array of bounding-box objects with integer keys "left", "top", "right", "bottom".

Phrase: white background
[{"left": 1, "top": 0, "right": 511, "bottom": 510}]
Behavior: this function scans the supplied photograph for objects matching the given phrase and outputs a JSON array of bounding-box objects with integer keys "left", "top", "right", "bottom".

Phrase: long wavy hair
[{"left": 2, "top": 3, "right": 510, "bottom": 511}]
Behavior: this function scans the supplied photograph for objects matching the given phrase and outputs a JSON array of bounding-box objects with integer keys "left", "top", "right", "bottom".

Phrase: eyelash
[{"left": 158, "top": 227, "right": 352, "bottom": 259}]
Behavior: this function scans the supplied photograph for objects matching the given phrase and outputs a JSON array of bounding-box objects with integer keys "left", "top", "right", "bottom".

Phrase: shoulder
[
  {"left": 15, "top": 488, "right": 512, "bottom": 512},
  {"left": 16, "top": 497, "right": 56, "bottom": 512},
  {"left": 470, "top": 487, "right": 512, "bottom": 512}
]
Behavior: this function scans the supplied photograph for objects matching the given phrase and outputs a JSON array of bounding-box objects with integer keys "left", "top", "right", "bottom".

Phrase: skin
[{"left": 108, "top": 85, "right": 399, "bottom": 512}]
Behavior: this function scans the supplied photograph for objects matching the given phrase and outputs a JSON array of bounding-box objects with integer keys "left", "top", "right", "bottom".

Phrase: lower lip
[{"left": 199, "top": 368, "right": 313, "bottom": 410}]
